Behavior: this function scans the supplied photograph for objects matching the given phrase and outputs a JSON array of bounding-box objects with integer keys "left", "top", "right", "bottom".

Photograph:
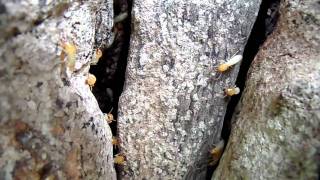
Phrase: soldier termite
[{"left": 224, "top": 86, "right": 240, "bottom": 97}]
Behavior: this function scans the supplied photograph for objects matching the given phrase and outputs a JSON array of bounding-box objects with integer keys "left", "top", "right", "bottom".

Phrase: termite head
[
  {"left": 86, "top": 73, "right": 96, "bottom": 90},
  {"left": 224, "top": 87, "right": 240, "bottom": 97},
  {"left": 114, "top": 154, "right": 126, "bottom": 165}
]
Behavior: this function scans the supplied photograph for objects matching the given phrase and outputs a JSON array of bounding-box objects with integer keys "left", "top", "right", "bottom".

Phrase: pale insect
[
  {"left": 112, "top": 136, "right": 120, "bottom": 149},
  {"left": 104, "top": 108, "right": 116, "bottom": 124},
  {"left": 214, "top": 50, "right": 243, "bottom": 80},
  {"left": 86, "top": 73, "right": 96, "bottom": 91},
  {"left": 209, "top": 139, "right": 225, "bottom": 166},
  {"left": 114, "top": 154, "right": 126, "bottom": 165},
  {"left": 90, "top": 48, "right": 103, "bottom": 65},
  {"left": 224, "top": 86, "right": 240, "bottom": 97},
  {"left": 60, "top": 40, "right": 77, "bottom": 72},
  {"left": 217, "top": 54, "right": 243, "bottom": 72}
]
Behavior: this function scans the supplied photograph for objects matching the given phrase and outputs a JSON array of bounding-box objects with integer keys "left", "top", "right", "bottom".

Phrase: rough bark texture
[
  {"left": 0, "top": 1, "right": 116, "bottom": 179},
  {"left": 118, "top": 0, "right": 261, "bottom": 179},
  {"left": 213, "top": 0, "right": 320, "bottom": 179}
]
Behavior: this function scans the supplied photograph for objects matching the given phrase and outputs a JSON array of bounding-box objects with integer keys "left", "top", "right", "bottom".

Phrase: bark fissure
[
  {"left": 221, "top": 0, "right": 280, "bottom": 143},
  {"left": 204, "top": 0, "right": 281, "bottom": 179},
  {"left": 89, "top": 3, "right": 132, "bottom": 178},
  {"left": 89, "top": 0, "right": 131, "bottom": 131}
]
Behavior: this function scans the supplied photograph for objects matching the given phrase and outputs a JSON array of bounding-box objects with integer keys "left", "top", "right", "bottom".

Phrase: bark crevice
[
  {"left": 222, "top": 0, "right": 280, "bottom": 142},
  {"left": 207, "top": 0, "right": 280, "bottom": 178},
  {"left": 89, "top": 0, "right": 131, "bottom": 131}
]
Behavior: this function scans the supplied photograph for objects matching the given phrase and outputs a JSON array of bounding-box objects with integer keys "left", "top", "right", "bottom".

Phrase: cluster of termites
[
  {"left": 215, "top": 51, "right": 243, "bottom": 97},
  {"left": 207, "top": 51, "right": 242, "bottom": 165},
  {"left": 61, "top": 6, "right": 129, "bottom": 166},
  {"left": 60, "top": 39, "right": 126, "bottom": 164}
]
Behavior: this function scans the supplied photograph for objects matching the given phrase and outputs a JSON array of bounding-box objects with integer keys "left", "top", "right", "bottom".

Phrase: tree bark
[
  {"left": 118, "top": 0, "right": 261, "bottom": 179},
  {"left": 213, "top": 0, "right": 320, "bottom": 179},
  {"left": 0, "top": 1, "right": 116, "bottom": 179}
]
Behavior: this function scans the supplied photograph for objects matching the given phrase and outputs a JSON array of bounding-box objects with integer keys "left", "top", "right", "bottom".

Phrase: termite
[
  {"left": 85, "top": 73, "right": 96, "bottom": 90},
  {"left": 90, "top": 48, "right": 103, "bottom": 65},
  {"left": 224, "top": 86, "right": 240, "bottom": 97},
  {"left": 112, "top": 136, "right": 120, "bottom": 149},
  {"left": 217, "top": 54, "right": 242, "bottom": 72},
  {"left": 60, "top": 40, "right": 77, "bottom": 72},
  {"left": 209, "top": 139, "right": 225, "bottom": 166},
  {"left": 214, "top": 51, "right": 243, "bottom": 80},
  {"left": 104, "top": 108, "right": 116, "bottom": 124},
  {"left": 114, "top": 154, "right": 126, "bottom": 165}
]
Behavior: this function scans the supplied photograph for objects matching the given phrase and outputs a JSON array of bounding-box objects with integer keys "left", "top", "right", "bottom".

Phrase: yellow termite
[
  {"left": 86, "top": 73, "right": 96, "bottom": 90},
  {"left": 209, "top": 139, "right": 225, "bottom": 166},
  {"left": 112, "top": 136, "right": 120, "bottom": 149},
  {"left": 114, "top": 154, "right": 126, "bottom": 165},
  {"left": 217, "top": 51, "right": 243, "bottom": 73},
  {"left": 224, "top": 86, "right": 240, "bottom": 97},
  {"left": 212, "top": 51, "right": 243, "bottom": 80},
  {"left": 104, "top": 108, "right": 116, "bottom": 124},
  {"left": 91, "top": 48, "right": 103, "bottom": 65},
  {"left": 60, "top": 41, "right": 77, "bottom": 71}
]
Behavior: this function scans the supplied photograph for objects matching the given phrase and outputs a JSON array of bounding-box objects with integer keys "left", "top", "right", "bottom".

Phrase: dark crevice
[
  {"left": 206, "top": 0, "right": 280, "bottom": 179},
  {"left": 89, "top": 0, "right": 131, "bottom": 163}
]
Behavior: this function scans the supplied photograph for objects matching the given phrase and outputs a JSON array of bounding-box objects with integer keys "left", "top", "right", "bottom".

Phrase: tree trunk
[
  {"left": 118, "top": 0, "right": 261, "bottom": 179},
  {"left": 0, "top": 1, "right": 116, "bottom": 179},
  {"left": 213, "top": 0, "right": 320, "bottom": 179}
]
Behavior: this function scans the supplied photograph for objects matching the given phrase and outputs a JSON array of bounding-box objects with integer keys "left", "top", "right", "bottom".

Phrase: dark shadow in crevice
[
  {"left": 206, "top": 0, "right": 280, "bottom": 179},
  {"left": 89, "top": 0, "right": 132, "bottom": 178}
]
